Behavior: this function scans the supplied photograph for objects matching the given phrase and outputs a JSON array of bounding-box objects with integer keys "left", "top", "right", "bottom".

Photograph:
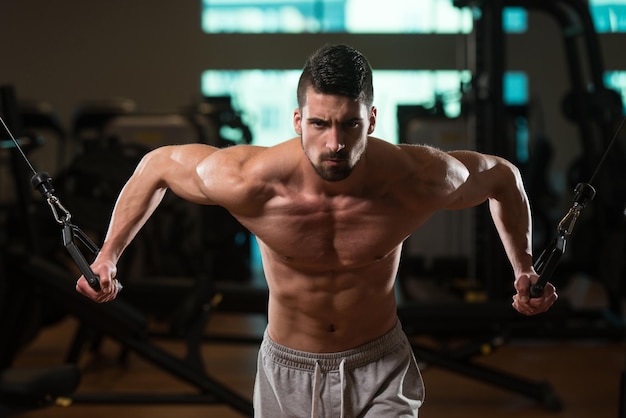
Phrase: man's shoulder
[
  {"left": 387, "top": 142, "right": 459, "bottom": 174},
  {"left": 386, "top": 142, "right": 465, "bottom": 197},
  {"left": 396, "top": 142, "right": 449, "bottom": 159},
  {"left": 205, "top": 139, "right": 299, "bottom": 189},
  {"left": 214, "top": 138, "right": 296, "bottom": 161}
]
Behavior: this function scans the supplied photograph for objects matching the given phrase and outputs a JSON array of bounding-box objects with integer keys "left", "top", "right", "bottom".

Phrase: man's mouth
[{"left": 322, "top": 152, "right": 347, "bottom": 162}]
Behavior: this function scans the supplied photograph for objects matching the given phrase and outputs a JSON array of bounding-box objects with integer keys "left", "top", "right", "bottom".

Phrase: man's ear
[
  {"left": 293, "top": 108, "right": 302, "bottom": 135},
  {"left": 367, "top": 106, "right": 377, "bottom": 134}
]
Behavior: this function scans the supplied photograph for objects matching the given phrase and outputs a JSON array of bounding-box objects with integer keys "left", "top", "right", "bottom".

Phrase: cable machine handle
[
  {"left": 529, "top": 182, "right": 595, "bottom": 298},
  {"left": 32, "top": 171, "right": 121, "bottom": 293}
]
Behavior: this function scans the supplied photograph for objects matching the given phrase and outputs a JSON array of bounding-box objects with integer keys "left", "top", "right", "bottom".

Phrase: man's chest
[{"left": 241, "top": 195, "right": 420, "bottom": 266}]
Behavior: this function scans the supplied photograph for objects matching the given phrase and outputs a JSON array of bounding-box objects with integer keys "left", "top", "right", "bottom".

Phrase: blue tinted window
[
  {"left": 504, "top": 71, "right": 528, "bottom": 105},
  {"left": 202, "top": 0, "right": 473, "bottom": 33},
  {"left": 201, "top": 69, "right": 471, "bottom": 146},
  {"left": 503, "top": 7, "right": 527, "bottom": 33},
  {"left": 590, "top": 1, "right": 626, "bottom": 32},
  {"left": 503, "top": 71, "right": 529, "bottom": 162}
]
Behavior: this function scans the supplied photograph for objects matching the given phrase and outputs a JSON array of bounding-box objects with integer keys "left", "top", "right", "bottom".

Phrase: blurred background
[{"left": 0, "top": 0, "right": 625, "bottom": 417}]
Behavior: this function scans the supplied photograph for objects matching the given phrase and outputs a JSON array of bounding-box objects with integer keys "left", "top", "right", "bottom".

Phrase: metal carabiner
[{"left": 46, "top": 194, "right": 71, "bottom": 225}]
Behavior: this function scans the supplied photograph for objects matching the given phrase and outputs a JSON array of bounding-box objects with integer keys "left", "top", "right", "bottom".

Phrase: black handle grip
[
  {"left": 65, "top": 238, "right": 102, "bottom": 290},
  {"left": 85, "top": 272, "right": 102, "bottom": 291},
  {"left": 84, "top": 270, "right": 123, "bottom": 292},
  {"left": 529, "top": 283, "right": 544, "bottom": 298},
  {"left": 61, "top": 224, "right": 103, "bottom": 291},
  {"left": 529, "top": 236, "right": 565, "bottom": 298}
]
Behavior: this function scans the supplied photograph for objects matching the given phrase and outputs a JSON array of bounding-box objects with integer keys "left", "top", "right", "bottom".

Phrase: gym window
[
  {"left": 201, "top": 70, "right": 529, "bottom": 147},
  {"left": 590, "top": 1, "right": 626, "bottom": 32},
  {"left": 200, "top": 0, "right": 533, "bottom": 34},
  {"left": 201, "top": 70, "right": 472, "bottom": 146},
  {"left": 202, "top": 0, "right": 626, "bottom": 34}
]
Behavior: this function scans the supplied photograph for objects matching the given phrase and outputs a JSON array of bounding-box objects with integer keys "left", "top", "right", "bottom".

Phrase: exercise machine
[{"left": 0, "top": 85, "right": 254, "bottom": 416}]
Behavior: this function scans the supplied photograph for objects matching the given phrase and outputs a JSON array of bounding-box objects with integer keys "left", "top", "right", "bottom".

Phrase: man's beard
[{"left": 311, "top": 151, "right": 353, "bottom": 182}]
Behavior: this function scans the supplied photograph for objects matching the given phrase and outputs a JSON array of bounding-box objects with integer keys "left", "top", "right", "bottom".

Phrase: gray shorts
[{"left": 253, "top": 321, "right": 424, "bottom": 418}]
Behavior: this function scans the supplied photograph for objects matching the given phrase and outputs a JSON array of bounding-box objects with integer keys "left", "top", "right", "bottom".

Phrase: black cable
[
  {"left": 0, "top": 114, "right": 38, "bottom": 175},
  {"left": 589, "top": 116, "right": 626, "bottom": 186},
  {"left": 1, "top": 113, "right": 120, "bottom": 292},
  {"left": 530, "top": 115, "right": 626, "bottom": 297}
]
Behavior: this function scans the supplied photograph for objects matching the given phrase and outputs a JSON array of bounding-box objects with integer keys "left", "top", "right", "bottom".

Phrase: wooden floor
[{"left": 6, "top": 308, "right": 625, "bottom": 418}]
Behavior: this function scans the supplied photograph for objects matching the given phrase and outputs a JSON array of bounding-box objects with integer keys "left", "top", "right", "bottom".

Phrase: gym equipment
[
  {"left": 397, "top": 0, "right": 625, "bottom": 411},
  {"left": 0, "top": 86, "right": 254, "bottom": 416}
]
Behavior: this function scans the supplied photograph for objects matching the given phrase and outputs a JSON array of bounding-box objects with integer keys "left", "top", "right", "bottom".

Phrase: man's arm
[
  {"left": 75, "top": 144, "right": 219, "bottom": 302},
  {"left": 445, "top": 150, "right": 558, "bottom": 315}
]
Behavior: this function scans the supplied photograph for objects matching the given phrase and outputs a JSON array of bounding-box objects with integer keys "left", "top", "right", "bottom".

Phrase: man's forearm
[
  {"left": 488, "top": 166, "right": 534, "bottom": 276},
  {"left": 97, "top": 156, "right": 168, "bottom": 265}
]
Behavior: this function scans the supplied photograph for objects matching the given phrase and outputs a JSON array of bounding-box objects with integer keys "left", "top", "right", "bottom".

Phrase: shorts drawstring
[
  {"left": 311, "top": 361, "right": 321, "bottom": 418},
  {"left": 339, "top": 358, "right": 346, "bottom": 418},
  {"left": 311, "top": 359, "right": 346, "bottom": 418}
]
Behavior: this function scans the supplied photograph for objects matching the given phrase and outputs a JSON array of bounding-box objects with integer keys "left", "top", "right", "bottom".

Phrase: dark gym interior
[{"left": 1, "top": 1, "right": 625, "bottom": 417}]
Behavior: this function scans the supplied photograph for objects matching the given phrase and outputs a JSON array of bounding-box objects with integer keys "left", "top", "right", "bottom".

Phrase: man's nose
[{"left": 325, "top": 128, "right": 345, "bottom": 152}]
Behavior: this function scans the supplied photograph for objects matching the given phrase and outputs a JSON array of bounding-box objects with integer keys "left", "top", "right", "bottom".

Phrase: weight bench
[
  {"left": 0, "top": 365, "right": 80, "bottom": 418},
  {"left": 5, "top": 249, "right": 253, "bottom": 416}
]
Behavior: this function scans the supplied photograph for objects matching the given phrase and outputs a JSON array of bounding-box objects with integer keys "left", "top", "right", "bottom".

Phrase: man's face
[{"left": 294, "top": 87, "right": 376, "bottom": 182}]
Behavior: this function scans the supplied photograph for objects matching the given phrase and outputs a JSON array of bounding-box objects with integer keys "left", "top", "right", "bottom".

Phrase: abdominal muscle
[{"left": 261, "top": 245, "right": 401, "bottom": 353}]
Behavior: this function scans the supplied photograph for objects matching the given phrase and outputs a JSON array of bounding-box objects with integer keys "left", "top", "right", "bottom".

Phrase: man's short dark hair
[{"left": 297, "top": 44, "right": 374, "bottom": 110}]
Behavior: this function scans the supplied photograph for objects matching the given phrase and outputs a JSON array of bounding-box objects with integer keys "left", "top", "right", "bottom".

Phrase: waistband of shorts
[{"left": 260, "top": 320, "right": 405, "bottom": 372}]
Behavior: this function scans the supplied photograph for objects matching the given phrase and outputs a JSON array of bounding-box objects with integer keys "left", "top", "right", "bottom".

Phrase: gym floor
[{"left": 8, "top": 306, "right": 626, "bottom": 418}]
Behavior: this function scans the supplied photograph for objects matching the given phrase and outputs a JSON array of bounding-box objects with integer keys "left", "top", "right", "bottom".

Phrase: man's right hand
[{"left": 75, "top": 260, "right": 120, "bottom": 303}]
